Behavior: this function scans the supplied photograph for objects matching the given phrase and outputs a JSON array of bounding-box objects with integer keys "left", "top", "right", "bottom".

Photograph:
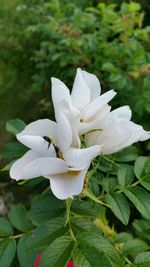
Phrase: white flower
[
  {"left": 10, "top": 113, "right": 101, "bottom": 200},
  {"left": 51, "top": 68, "right": 116, "bottom": 136},
  {"left": 85, "top": 106, "right": 150, "bottom": 155}
]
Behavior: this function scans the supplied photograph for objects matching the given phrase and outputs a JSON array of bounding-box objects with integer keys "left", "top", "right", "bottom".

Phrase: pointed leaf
[
  {"left": 39, "top": 235, "right": 75, "bottom": 267},
  {"left": 124, "top": 186, "right": 150, "bottom": 220},
  {"left": 105, "top": 193, "right": 130, "bottom": 225},
  {"left": 0, "top": 239, "right": 16, "bottom": 267},
  {"left": 77, "top": 232, "right": 124, "bottom": 267}
]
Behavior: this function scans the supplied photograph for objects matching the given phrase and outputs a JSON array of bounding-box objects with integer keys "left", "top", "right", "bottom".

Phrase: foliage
[
  {"left": 0, "top": 1, "right": 150, "bottom": 130},
  {"left": 0, "top": 119, "right": 150, "bottom": 266},
  {"left": 0, "top": 1, "right": 150, "bottom": 266}
]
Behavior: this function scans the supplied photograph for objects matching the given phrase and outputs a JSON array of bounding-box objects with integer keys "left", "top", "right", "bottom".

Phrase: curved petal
[
  {"left": 55, "top": 111, "right": 72, "bottom": 152},
  {"left": 55, "top": 100, "right": 80, "bottom": 148},
  {"left": 10, "top": 155, "right": 68, "bottom": 180},
  {"left": 17, "top": 135, "right": 56, "bottom": 156},
  {"left": 71, "top": 68, "right": 91, "bottom": 110},
  {"left": 81, "top": 90, "right": 116, "bottom": 121},
  {"left": 51, "top": 77, "right": 72, "bottom": 111},
  {"left": 110, "top": 106, "right": 132, "bottom": 120},
  {"left": 47, "top": 166, "right": 89, "bottom": 200},
  {"left": 85, "top": 117, "right": 150, "bottom": 155},
  {"left": 10, "top": 150, "right": 40, "bottom": 180},
  {"left": 85, "top": 118, "right": 131, "bottom": 154},
  {"left": 17, "top": 119, "right": 57, "bottom": 139},
  {"left": 63, "top": 146, "right": 101, "bottom": 169},
  {"left": 80, "top": 69, "right": 101, "bottom": 100},
  {"left": 79, "top": 105, "right": 110, "bottom": 135}
]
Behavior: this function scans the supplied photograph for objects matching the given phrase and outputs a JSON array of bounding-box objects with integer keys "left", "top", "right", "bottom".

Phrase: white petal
[
  {"left": 11, "top": 155, "right": 68, "bottom": 180},
  {"left": 17, "top": 135, "right": 56, "bottom": 156},
  {"left": 51, "top": 77, "right": 72, "bottom": 111},
  {"left": 17, "top": 119, "right": 57, "bottom": 139},
  {"left": 85, "top": 117, "right": 150, "bottom": 155},
  {"left": 56, "top": 111, "right": 72, "bottom": 152},
  {"left": 80, "top": 69, "right": 101, "bottom": 100},
  {"left": 55, "top": 100, "right": 80, "bottom": 148},
  {"left": 47, "top": 166, "right": 89, "bottom": 200},
  {"left": 10, "top": 150, "right": 40, "bottom": 180},
  {"left": 63, "top": 146, "right": 101, "bottom": 169},
  {"left": 79, "top": 105, "right": 110, "bottom": 135},
  {"left": 71, "top": 68, "right": 91, "bottom": 110},
  {"left": 81, "top": 90, "right": 116, "bottom": 121},
  {"left": 110, "top": 106, "right": 132, "bottom": 120},
  {"left": 85, "top": 118, "right": 131, "bottom": 154}
]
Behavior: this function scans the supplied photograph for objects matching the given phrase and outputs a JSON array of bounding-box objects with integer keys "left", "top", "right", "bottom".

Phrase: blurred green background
[{"left": 0, "top": 0, "right": 150, "bottom": 152}]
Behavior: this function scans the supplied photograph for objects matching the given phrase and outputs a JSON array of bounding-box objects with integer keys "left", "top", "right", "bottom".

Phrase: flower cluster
[{"left": 10, "top": 69, "right": 150, "bottom": 199}]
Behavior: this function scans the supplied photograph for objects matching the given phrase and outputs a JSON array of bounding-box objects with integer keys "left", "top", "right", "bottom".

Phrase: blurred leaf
[
  {"left": 0, "top": 218, "right": 13, "bottom": 237},
  {"left": 0, "top": 239, "right": 16, "bottom": 267},
  {"left": 134, "top": 252, "right": 150, "bottom": 267},
  {"left": 27, "top": 192, "right": 65, "bottom": 225},
  {"left": 8, "top": 204, "right": 33, "bottom": 232},
  {"left": 6, "top": 119, "right": 26, "bottom": 135},
  {"left": 113, "top": 146, "right": 138, "bottom": 162},
  {"left": 1, "top": 142, "right": 27, "bottom": 160},
  {"left": 123, "top": 239, "right": 149, "bottom": 255},
  {"left": 114, "top": 232, "right": 133, "bottom": 243}
]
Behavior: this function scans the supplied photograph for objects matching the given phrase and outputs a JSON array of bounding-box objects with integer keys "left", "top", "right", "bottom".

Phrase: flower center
[{"left": 68, "top": 169, "right": 81, "bottom": 176}]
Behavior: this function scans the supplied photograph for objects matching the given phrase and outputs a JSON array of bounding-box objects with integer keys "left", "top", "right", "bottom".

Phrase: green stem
[
  {"left": 65, "top": 198, "right": 73, "bottom": 226},
  {"left": 83, "top": 188, "right": 111, "bottom": 208},
  {"left": 125, "top": 256, "right": 133, "bottom": 265}
]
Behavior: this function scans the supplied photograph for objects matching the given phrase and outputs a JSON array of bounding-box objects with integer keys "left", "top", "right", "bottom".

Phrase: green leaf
[
  {"left": 0, "top": 239, "right": 16, "bottom": 267},
  {"left": 39, "top": 235, "right": 75, "bottom": 267},
  {"left": 1, "top": 142, "right": 27, "bottom": 160},
  {"left": 118, "top": 165, "right": 134, "bottom": 189},
  {"left": 6, "top": 119, "right": 26, "bottom": 135},
  {"left": 17, "top": 217, "right": 67, "bottom": 267},
  {"left": 134, "top": 252, "right": 150, "bottom": 267},
  {"left": 71, "top": 218, "right": 99, "bottom": 233},
  {"left": 114, "top": 232, "right": 133, "bottom": 243},
  {"left": 8, "top": 204, "right": 33, "bottom": 232},
  {"left": 76, "top": 232, "right": 124, "bottom": 267},
  {"left": 132, "top": 219, "right": 150, "bottom": 240},
  {"left": 105, "top": 193, "right": 130, "bottom": 225},
  {"left": 0, "top": 218, "right": 13, "bottom": 237},
  {"left": 71, "top": 198, "right": 99, "bottom": 217},
  {"left": 134, "top": 157, "right": 150, "bottom": 190},
  {"left": 73, "top": 247, "right": 91, "bottom": 267},
  {"left": 124, "top": 186, "right": 150, "bottom": 220},
  {"left": 102, "top": 177, "right": 118, "bottom": 193},
  {"left": 102, "top": 62, "right": 117, "bottom": 73},
  {"left": 113, "top": 146, "right": 138, "bottom": 162},
  {"left": 17, "top": 234, "right": 38, "bottom": 267},
  {"left": 123, "top": 239, "right": 149, "bottom": 255},
  {"left": 83, "top": 188, "right": 110, "bottom": 208},
  {"left": 134, "top": 157, "right": 150, "bottom": 179},
  {"left": 27, "top": 192, "right": 65, "bottom": 225}
]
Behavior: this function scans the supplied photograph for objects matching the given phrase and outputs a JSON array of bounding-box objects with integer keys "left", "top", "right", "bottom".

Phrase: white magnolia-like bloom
[
  {"left": 10, "top": 68, "right": 150, "bottom": 199},
  {"left": 10, "top": 112, "right": 101, "bottom": 200},
  {"left": 52, "top": 68, "right": 116, "bottom": 137},
  {"left": 85, "top": 106, "right": 150, "bottom": 154}
]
